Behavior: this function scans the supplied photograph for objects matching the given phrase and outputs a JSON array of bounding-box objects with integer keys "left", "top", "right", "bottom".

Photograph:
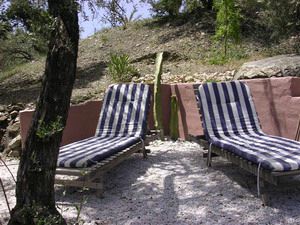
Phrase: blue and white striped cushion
[
  {"left": 58, "top": 83, "right": 151, "bottom": 168},
  {"left": 58, "top": 136, "right": 140, "bottom": 168},
  {"left": 95, "top": 83, "right": 150, "bottom": 138},
  {"left": 198, "top": 81, "right": 300, "bottom": 172}
]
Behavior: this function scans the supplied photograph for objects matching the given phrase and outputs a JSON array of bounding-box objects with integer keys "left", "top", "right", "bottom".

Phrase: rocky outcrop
[
  {"left": 234, "top": 54, "right": 300, "bottom": 80},
  {"left": 0, "top": 103, "right": 26, "bottom": 157}
]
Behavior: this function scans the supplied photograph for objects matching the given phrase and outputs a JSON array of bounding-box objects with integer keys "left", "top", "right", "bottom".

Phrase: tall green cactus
[
  {"left": 169, "top": 95, "right": 179, "bottom": 141},
  {"left": 153, "top": 52, "right": 164, "bottom": 139}
]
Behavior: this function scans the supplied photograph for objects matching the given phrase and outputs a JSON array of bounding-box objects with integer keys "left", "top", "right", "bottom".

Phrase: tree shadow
[
  {"left": 0, "top": 61, "right": 108, "bottom": 105},
  {"left": 74, "top": 61, "right": 107, "bottom": 90},
  {"left": 0, "top": 83, "right": 41, "bottom": 105},
  {"left": 210, "top": 158, "right": 300, "bottom": 211},
  {"left": 55, "top": 143, "right": 300, "bottom": 224}
]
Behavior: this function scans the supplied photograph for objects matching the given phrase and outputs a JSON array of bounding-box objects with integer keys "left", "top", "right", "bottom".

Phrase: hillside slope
[{"left": 0, "top": 16, "right": 296, "bottom": 105}]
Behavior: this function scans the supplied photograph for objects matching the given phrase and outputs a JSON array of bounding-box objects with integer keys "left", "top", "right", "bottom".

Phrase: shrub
[
  {"left": 259, "top": 0, "right": 300, "bottom": 40},
  {"left": 184, "top": 0, "right": 201, "bottom": 13},
  {"left": 97, "top": 0, "right": 140, "bottom": 29},
  {"left": 237, "top": 0, "right": 300, "bottom": 41},
  {"left": 0, "top": 29, "right": 47, "bottom": 68},
  {"left": 147, "top": 0, "right": 182, "bottom": 17},
  {"left": 214, "top": 0, "right": 241, "bottom": 57},
  {"left": 108, "top": 53, "right": 139, "bottom": 82}
]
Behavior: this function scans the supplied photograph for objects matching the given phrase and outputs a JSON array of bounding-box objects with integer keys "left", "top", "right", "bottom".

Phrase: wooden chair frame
[{"left": 55, "top": 131, "right": 158, "bottom": 197}]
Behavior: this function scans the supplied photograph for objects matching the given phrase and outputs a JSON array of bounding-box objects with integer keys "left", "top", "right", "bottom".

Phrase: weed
[
  {"left": 207, "top": 53, "right": 229, "bottom": 65},
  {"left": 100, "top": 35, "right": 109, "bottom": 44},
  {"left": 205, "top": 78, "right": 221, "bottom": 83},
  {"left": 206, "top": 43, "right": 248, "bottom": 65},
  {"left": 36, "top": 116, "right": 64, "bottom": 139},
  {"left": 75, "top": 195, "right": 88, "bottom": 225},
  {"left": 108, "top": 53, "right": 139, "bottom": 82}
]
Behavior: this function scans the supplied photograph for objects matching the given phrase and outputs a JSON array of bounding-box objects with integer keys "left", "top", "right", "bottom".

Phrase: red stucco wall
[
  {"left": 20, "top": 77, "right": 300, "bottom": 146},
  {"left": 169, "top": 84, "right": 203, "bottom": 139},
  {"left": 245, "top": 77, "right": 300, "bottom": 139},
  {"left": 170, "top": 77, "right": 300, "bottom": 140},
  {"left": 20, "top": 101, "right": 102, "bottom": 147}
]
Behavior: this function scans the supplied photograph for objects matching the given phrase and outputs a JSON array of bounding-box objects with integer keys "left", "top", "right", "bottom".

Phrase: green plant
[
  {"left": 108, "top": 53, "right": 138, "bottom": 82},
  {"left": 205, "top": 78, "right": 220, "bottom": 83},
  {"left": 207, "top": 53, "right": 228, "bottom": 65},
  {"left": 36, "top": 116, "right": 64, "bottom": 139},
  {"left": 153, "top": 52, "right": 164, "bottom": 139},
  {"left": 97, "top": 0, "right": 140, "bottom": 29},
  {"left": 169, "top": 95, "right": 179, "bottom": 141},
  {"left": 0, "top": 29, "right": 47, "bottom": 69},
  {"left": 206, "top": 43, "right": 248, "bottom": 65},
  {"left": 259, "top": 0, "right": 300, "bottom": 40},
  {"left": 75, "top": 195, "right": 88, "bottom": 225},
  {"left": 184, "top": 0, "right": 201, "bottom": 12},
  {"left": 214, "top": 0, "right": 241, "bottom": 57}
]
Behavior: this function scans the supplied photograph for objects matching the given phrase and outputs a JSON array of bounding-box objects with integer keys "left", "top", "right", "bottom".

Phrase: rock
[
  {"left": 0, "top": 128, "right": 4, "bottom": 138},
  {"left": 8, "top": 134, "right": 21, "bottom": 151},
  {"left": 0, "top": 115, "right": 8, "bottom": 126},
  {"left": 184, "top": 76, "right": 195, "bottom": 82},
  {"left": 131, "top": 76, "right": 139, "bottom": 82},
  {"left": 9, "top": 150, "right": 20, "bottom": 157},
  {"left": 235, "top": 54, "right": 300, "bottom": 80},
  {"left": 25, "top": 102, "right": 35, "bottom": 110},
  {"left": 8, "top": 104, "right": 24, "bottom": 113},
  {"left": 7, "top": 122, "right": 20, "bottom": 138},
  {"left": 0, "top": 105, "right": 6, "bottom": 112},
  {"left": 10, "top": 110, "right": 18, "bottom": 119}
]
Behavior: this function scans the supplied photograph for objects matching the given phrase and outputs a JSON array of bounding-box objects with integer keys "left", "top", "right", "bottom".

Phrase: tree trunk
[{"left": 8, "top": 0, "right": 79, "bottom": 224}]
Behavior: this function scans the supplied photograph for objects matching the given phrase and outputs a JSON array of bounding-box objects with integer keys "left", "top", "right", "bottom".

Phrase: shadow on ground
[{"left": 54, "top": 142, "right": 300, "bottom": 224}]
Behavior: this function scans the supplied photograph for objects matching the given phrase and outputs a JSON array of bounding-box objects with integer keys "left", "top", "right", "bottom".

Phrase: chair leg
[
  {"left": 256, "top": 163, "right": 270, "bottom": 206},
  {"left": 260, "top": 180, "right": 270, "bottom": 206},
  {"left": 95, "top": 176, "right": 104, "bottom": 198},
  {"left": 207, "top": 143, "right": 212, "bottom": 167},
  {"left": 142, "top": 148, "right": 147, "bottom": 158},
  {"left": 141, "top": 139, "right": 147, "bottom": 159}
]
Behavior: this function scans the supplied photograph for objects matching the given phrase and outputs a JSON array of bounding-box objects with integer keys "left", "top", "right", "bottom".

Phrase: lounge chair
[
  {"left": 55, "top": 83, "right": 157, "bottom": 197},
  {"left": 192, "top": 81, "right": 300, "bottom": 203}
]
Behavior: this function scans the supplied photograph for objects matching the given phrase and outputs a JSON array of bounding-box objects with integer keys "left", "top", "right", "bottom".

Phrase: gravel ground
[{"left": 1, "top": 140, "right": 300, "bottom": 225}]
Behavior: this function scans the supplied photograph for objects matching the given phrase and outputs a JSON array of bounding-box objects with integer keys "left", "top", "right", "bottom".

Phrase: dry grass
[{"left": 0, "top": 17, "right": 298, "bottom": 105}]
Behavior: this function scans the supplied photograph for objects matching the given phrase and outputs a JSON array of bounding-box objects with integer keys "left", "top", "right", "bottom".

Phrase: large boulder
[{"left": 234, "top": 54, "right": 300, "bottom": 80}]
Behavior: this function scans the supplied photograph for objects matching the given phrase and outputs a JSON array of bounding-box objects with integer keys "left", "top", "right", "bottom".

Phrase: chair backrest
[
  {"left": 198, "top": 81, "right": 262, "bottom": 140},
  {"left": 95, "top": 83, "right": 151, "bottom": 138}
]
